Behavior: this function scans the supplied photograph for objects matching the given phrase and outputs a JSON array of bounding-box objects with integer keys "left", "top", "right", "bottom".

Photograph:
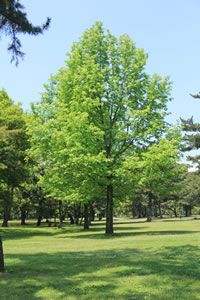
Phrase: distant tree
[
  {"left": 181, "top": 93, "right": 200, "bottom": 173},
  {"left": 181, "top": 117, "right": 200, "bottom": 151},
  {"left": 125, "top": 128, "right": 183, "bottom": 222},
  {"left": 0, "top": 0, "right": 51, "bottom": 64},
  {"left": 141, "top": 139, "right": 182, "bottom": 222},
  {"left": 29, "top": 22, "right": 172, "bottom": 234},
  {"left": 181, "top": 93, "right": 200, "bottom": 151},
  {"left": 182, "top": 171, "right": 200, "bottom": 214}
]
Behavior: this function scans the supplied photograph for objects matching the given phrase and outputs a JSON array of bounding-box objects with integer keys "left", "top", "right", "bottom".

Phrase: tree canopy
[
  {"left": 0, "top": 89, "right": 29, "bottom": 226},
  {"left": 28, "top": 22, "right": 173, "bottom": 234}
]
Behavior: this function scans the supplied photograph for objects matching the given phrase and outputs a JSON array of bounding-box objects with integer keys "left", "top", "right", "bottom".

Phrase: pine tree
[
  {"left": 181, "top": 93, "right": 200, "bottom": 150},
  {"left": 181, "top": 93, "right": 200, "bottom": 170},
  {"left": 0, "top": 0, "right": 51, "bottom": 64}
]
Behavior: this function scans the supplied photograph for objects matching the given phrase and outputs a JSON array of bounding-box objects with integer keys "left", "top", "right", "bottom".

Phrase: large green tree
[
  {"left": 0, "top": 0, "right": 51, "bottom": 64},
  {"left": 29, "top": 22, "right": 172, "bottom": 234}
]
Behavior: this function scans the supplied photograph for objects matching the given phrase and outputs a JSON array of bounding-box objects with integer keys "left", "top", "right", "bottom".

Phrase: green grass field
[{"left": 0, "top": 217, "right": 200, "bottom": 300}]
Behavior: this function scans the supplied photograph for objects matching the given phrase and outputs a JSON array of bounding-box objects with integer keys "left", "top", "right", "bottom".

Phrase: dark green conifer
[
  {"left": 0, "top": 0, "right": 51, "bottom": 64},
  {"left": 181, "top": 93, "right": 200, "bottom": 151},
  {"left": 181, "top": 93, "right": 200, "bottom": 171}
]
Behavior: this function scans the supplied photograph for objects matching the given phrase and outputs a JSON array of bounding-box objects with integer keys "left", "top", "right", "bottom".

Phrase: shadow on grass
[
  {"left": 1, "top": 221, "right": 200, "bottom": 242},
  {"left": 0, "top": 228, "right": 59, "bottom": 241},
  {"left": 0, "top": 223, "right": 84, "bottom": 241},
  {"left": 63, "top": 229, "right": 200, "bottom": 239},
  {"left": 161, "top": 218, "right": 198, "bottom": 222},
  {"left": 1, "top": 245, "right": 200, "bottom": 299},
  {"left": 91, "top": 220, "right": 147, "bottom": 226}
]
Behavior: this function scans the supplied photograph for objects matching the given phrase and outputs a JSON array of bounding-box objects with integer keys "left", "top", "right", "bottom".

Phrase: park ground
[{"left": 0, "top": 217, "right": 200, "bottom": 300}]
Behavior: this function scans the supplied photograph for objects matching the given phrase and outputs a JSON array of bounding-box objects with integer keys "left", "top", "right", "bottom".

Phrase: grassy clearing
[{"left": 0, "top": 217, "right": 200, "bottom": 299}]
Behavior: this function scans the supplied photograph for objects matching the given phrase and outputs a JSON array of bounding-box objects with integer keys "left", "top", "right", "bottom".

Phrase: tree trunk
[
  {"left": 158, "top": 200, "right": 163, "bottom": 218},
  {"left": 174, "top": 208, "right": 178, "bottom": 217},
  {"left": 2, "top": 187, "right": 13, "bottom": 227},
  {"left": 89, "top": 202, "right": 95, "bottom": 224},
  {"left": 37, "top": 215, "right": 42, "bottom": 226},
  {"left": 154, "top": 206, "right": 158, "bottom": 217},
  {"left": 144, "top": 206, "right": 147, "bottom": 218},
  {"left": 98, "top": 212, "right": 104, "bottom": 221},
  {"left": 74, "top": 204, "right": 80, "bottom": 225},
  {"left": 189, "top": 206, "right": 192, "bottom": 216},
  {"left": 0, "top": 236, "right": 4, "bottom": 272},
  {"left": 21, "top": 208, "right": 26, "bottom": 225},
  {"left": 106, "top": 183, "right": 113, "bottom": 234},
  {"left": 2, "top": 207, "right": 10, "bottom": 227},
  {"left": 137, "top": 202, "right": 143, "bottom": 218},
  {"left": 58, "top": 200, "right": 63, "bottom": 228},
  {"left": 84, "top": 203, "right": 89, "bottom": 230},
  {"left": 68, "top": 213, "right": 74, "bottom": 224},
  {"left": 185, "top": 206, "right": 191, "bottom": 217},
  {"left": 146, "top": 192, "right": 152, "bottom": 222}
]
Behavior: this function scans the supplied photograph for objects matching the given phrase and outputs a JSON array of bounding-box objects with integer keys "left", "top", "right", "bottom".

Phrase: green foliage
[
  {"left": 28, "top": 22, "right": 173, "bottom": 233},
  {"left": 181, "top": 116, "right": 200, "bottom": 151},
  {"left": 139, "top": 138, "right": 182, "bottom": 196},
  {"left": 180, "top": 93, "right": 200, "bottom": 212},
  {"left": 178, "top": 171, "right": 200, "bottom": 208},
  {"left": 181, "top": 93, "right": 200, "bottom": 155},
  {"left": 0, "top": 90, "right": 28, "bottom": 184},
  {"left": 122, "top": 132, "right": 185, "bottom": 220},
  {"left": 0, "top": 89, "right": 30, "bottom": 226}
]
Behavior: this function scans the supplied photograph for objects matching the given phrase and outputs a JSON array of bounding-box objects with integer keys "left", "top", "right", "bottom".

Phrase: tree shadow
[
  {"left": 0, "top": 223, "right": 84, "bottom": 241},
  {"left": 63, "top": 229, "right": 200, "bottom": 239},
  {"left": 161, "top": 218, "right": 198, "bottom": 222},
  {"left": 91, "top": 219, "right": 147, "bottom": 226},
  {"left": 0, "top": 228, "right": 57, "bottom": 241},
  {"left": 1, "top": 220, "right": 200, "bottom": 242},
  {"left": 1, "top": 245, "right": 200, "bottom": 299}
]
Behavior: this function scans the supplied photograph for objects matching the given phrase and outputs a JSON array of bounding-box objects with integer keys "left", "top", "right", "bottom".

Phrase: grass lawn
[{"left": 0, "top": 217, "right": 200, "bottom": 300}]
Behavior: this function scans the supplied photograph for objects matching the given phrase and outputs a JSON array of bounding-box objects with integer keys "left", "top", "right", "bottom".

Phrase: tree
[
  {"left": 181, "top": 93, "right": 200, "bottom": 174},
  {"left": 0, "top": 89, "right": 29, "bottom": 226},
  {"left": 181, "top": 118, "right": 200, "bottom": 151},
  {"left": 181, "top": 93, "right": 200, "bottom": 151},
  {"left": 29, "top": 22, "right": 172, "bottom": 234},
  {"left": 178, "top": 171, "right": 200, "bottom": 216},
  {"left": 124, "top": 126, "right": 184, "bottom": 221},
  {"left": 0, "top": 0, "right": 51, "bottom": 64},
  {"left": 0, "top": 235, "right": 4, "bottom": 272}
]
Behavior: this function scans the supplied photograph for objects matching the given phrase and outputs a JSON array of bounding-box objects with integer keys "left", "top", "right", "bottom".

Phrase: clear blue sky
[{"left": 0, "top": 0, "right": 200, "bottom": 125}]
